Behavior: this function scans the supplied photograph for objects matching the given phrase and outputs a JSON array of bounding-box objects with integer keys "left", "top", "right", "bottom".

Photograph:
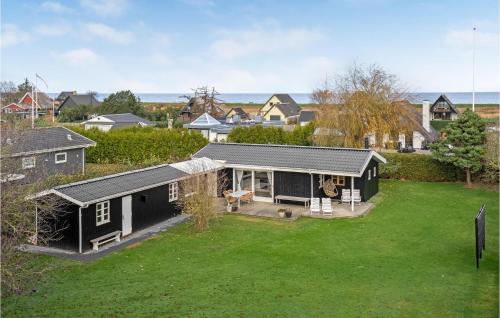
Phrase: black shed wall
[
  {"left": 81, "top": 197, "right": 122, "bottom": 251},
  {"left": 131, "top": 184, "right": 181, "bottom": 232},
  {"left": 274, "top": 171, "right": 312, "bottom": 198},
  {"left": 44, "top": 200, "right": 79, "bottom": 252}
]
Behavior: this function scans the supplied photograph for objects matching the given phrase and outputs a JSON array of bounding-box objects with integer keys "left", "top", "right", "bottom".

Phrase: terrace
[{"left": 217, "top": 199, "right": 374, "bottom": 220}]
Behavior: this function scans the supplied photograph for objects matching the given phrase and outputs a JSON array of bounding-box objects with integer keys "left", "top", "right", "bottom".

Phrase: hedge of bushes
[
  {"left": 379, "top": 152, "right": 463, "bottom": 182},
  {"left": 228, "top": 124, "right": 314, "bottom": 145},
  {"left": 71, "top": 127, "right": 208, "bottom": 164}
]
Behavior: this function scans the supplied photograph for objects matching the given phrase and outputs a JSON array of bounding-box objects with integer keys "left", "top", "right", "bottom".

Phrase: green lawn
[{"left": 3, "top": 180, "right": 498, "bottom": 317}]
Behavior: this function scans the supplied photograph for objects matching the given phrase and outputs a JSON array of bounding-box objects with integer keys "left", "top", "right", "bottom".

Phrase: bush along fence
[
  {"left": 379, "top": 153, "right": 464, "bottom": 182},
  {"left": 70, "top": 127, "right": 208, "bottom": 165}
]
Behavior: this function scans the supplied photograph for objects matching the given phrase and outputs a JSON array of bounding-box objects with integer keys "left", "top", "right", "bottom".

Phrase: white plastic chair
[
  {"left": 352, "top": 189, "right": 361, "bottom": 205},
  {"left": 310, "top": 198, "right": 320, "bottom": 215},
  {"left": 321, "top": 198, "right": 333, "bottom": 216},
  {"left": 341, "top": 189, "right": 351, "bottom": 204}
]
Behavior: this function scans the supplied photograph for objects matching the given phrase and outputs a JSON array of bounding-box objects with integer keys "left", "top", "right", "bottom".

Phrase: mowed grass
[{"left": 3, "top": 180, "right": 498, "bottom": 317}]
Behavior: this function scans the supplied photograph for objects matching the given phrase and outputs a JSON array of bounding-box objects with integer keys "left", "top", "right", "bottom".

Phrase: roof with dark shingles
[
  {"left": 430, "top": 94, "right": 459, "bottom": 114},
  {"left": 59, "top": 94, "right": 100, "bottom": 109},
  {"left": 226, "top": 107, "right": 249, "bottom": 119},
  {"left": 1, "top": 127, "right": 96, "bottom": 157},
  {"left": 299, "top": 110, "right": 316, "bottom": 123},
  {"left": 273, "top": 103, "right": 301, "bottom": 117},
  {"left": 273, "top": 94, "right": 299, "bottom": 107},
  {"left": 54, "top": 165, "right": 188, "bottom": 204},
  {"left": 193, "top": 143, "right": 384, "bottom": 175}
]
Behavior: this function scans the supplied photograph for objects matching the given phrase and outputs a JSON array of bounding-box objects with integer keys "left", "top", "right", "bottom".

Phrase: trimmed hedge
[
  {"left": 379, "top": 152, "right": 463, "bottom": 182},
  {"left": 70, "top": 127, "right": 208, "bottom": 164}
]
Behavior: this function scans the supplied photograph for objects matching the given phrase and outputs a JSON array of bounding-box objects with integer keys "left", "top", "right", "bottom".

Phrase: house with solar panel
[{"left": 35, "top": 142, "right": 385, "bottom": 253}]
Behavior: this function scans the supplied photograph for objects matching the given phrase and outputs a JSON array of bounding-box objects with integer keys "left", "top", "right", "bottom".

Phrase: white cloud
[
  {"left": 1, "top": 24, "right": 31, "bottom": 48},
  {"left": 41, "top": 1, "right": 73, "bottom": 13},
  {"left": 445, "top": 28, "right": 498, "bottom": 47},
  {"left": 150, "top": 52, "right": 172, "bottom": 65},
  {"left": 80, "top": 0, "right": 129, "bottom": 17},
  {"left": 61, "top": 48, "right": 99, "bottom": 64},
  {"left": 210, "top": 25, "right": 325, "bottom": 59},
  {"left": 115, "top": 79, "right": 162, "bottom": 93},
  {"left": 85, "top": 23, "right": 134, "bottom": 44},
  {"left": 35, "top": 23, "right": 71, "bottom": 36}
]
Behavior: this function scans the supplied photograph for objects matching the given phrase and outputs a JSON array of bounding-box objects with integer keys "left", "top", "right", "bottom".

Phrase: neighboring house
[
  {"left": 178, "top": 96, "right": 225, "bottom": 122},
  {"left": 259, "top": 93, "right": 300, "bottom": 115},
  {"left": 430, "top": 94, "right": 459, "bottom": 120},
  {"left": 185, "top": 112, "right": 285, "bottom": 142},
  {"left": 183, "top": 112, "right": 223, "bottom": 140},
  {"left": 226, "top": 107, "right": 250, "bottom": 122},
  {"left": 1, "top": 127, "right": 96, "bottom": 183},
  {"left": 35, "top": 157, "right": 222, "bottom": 253},
  {"left": 262, "top": 103, "right": 301, "bottom": 123},
  {"left": 194, "top": 143, "right": 386, "bottom": 205},
  {"left": 18, "top": 91, "right": 53, "bottom": 111},
  {"left": 58, "top": 94, "right": 101, "bottom": 113},
  {"left": 55, "top": 91, "right": 77, "bottom": 105},
  {"left": 2, "top": 103, "right": 27, "bottom": 116},
  {"left": 83, "top": 113, "right": 153, "bottom": 131},
  {"left": 298, "top": 110, "right": 317, "bottom": 126}
]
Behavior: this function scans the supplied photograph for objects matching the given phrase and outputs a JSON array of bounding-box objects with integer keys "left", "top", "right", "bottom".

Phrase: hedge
[
  {"left": 379, "top": 152, "right": 463, "bottom": 182},
  {"left": 70, "top": 127, "right": 208, "bottom": 164}
]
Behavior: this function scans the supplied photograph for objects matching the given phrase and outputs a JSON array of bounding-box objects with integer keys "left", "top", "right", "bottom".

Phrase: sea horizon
[{"left": 48, "top": 91, "right": 500, "bottom": 104}]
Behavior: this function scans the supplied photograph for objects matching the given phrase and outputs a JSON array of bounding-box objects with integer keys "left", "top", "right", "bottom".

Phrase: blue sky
[{"left": 1, "top": 0, "right": 499, "bottom": 93}]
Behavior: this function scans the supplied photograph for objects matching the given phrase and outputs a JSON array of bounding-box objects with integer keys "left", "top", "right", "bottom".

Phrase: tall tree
[
  {"left": 17, "top": 78, "right": 33, "bottom": 95},
  {"left": 100, "top": 90, "right": 145, "bottom": 116},
  {"left": 311, "top": 77, "right": 334, "bottom": 106},
  {"left": 430, "top": 109, "right": 486, "bottom": 186},
  {"left": 314, "top": 64, "right": 417, "bottom": 148},
  {"left": 0, "top": 81, "right": 19, "bottom": 105}
]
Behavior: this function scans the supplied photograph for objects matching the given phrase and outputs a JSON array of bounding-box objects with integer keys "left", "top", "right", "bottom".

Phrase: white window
[
  {"left": 169, "top": 182, "right": 179, "bottom": 202},
  {"left": 368, "top": 169, "right": 371, "bottom": 180},
  {"left": 96, "top": 201, "right": 110, "bottom": 226},
  {"left": 55, "top": 152, "right": 67, "bottom": 164},
  {"left": 373, "top": 166, "right": 377, "bottom": 177},
  {"left": 22, "top": 156, "right": 35, "bottom": 169}
]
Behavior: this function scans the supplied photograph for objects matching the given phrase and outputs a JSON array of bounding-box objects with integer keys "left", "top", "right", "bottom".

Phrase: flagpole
[
  {"left": 31, "top": 84, "right": 35, "bottom": 128},
  {"left": 472, "top": 26, "right": 476, "bottom": 112},
  {"left": 35, "top": 74, "right": 38, "bottom": 119}
]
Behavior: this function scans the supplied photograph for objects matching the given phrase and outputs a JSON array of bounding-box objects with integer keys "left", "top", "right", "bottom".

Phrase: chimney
[
  {"left": 67, "top": 134, "right": 72, "bottom": 141},
  {"left": 422, "top": 100, "right": 430, "bottom": 132}
]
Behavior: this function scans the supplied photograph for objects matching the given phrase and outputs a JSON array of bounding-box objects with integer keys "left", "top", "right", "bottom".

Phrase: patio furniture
[
  {"left": 90, "top": 231, "right": 121, "bottom": 251},
  {"left": 274, "top": 195, "right": 310, "bottom": 207},
  {"left": 341, "top": 189, "right": 351, "bottom": 204},
  {"left": 310, "top": 198, "right": 320, "bottom": 215},
  {"left": 240, "top": 191, "right": 254, "bottom": 205},
  {"left": 231, "top": 190, "right": 250, "bottom": 208},
  {"left": 352, "top": 189, "right": 362, "bottom": 205},
  {"left": 321, "top": 198, "right": 333, "bottom": 216}
]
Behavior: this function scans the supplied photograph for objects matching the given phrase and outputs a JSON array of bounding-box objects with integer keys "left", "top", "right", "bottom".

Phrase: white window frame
[
  {"left": 169, "top": 182, "right": 179, "bottom": 202},
  {"left": 22, "top": 156, "right": 36, "bottom": 169},
  {"left": 373, "top": 166, "right": 377, "bottom": 177},
  {"left": 55, "top": 152, "right": 67, "bottom": 164},
  {"left": 368, "top": 169, "right": 372, "bottom": 180},
  {"left": 96, "top": 200, "right": 110, "bottom": 226}
]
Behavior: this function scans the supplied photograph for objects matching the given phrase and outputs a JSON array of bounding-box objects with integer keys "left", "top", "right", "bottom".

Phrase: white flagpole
[
  {"left": 35, "top": 75, "right": 38, "bottom": 119},
  {"left": 31, "top": 84, "right": 35, "bottom": 128},
  {"left": 472, "top": 26, "right": 476, "bottom": 112}
]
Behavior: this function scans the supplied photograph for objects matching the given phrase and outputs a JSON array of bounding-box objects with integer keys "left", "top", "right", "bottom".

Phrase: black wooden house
[{"left": 194, "top": 143, "right": 386, "bottom": 210}]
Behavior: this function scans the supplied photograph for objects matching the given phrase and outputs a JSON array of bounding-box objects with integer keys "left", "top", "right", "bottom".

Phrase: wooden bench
[
  {"left": 274, "top": 195, "right": 311, "bottom": 207},
  {"left": 90, "top": 231, "right": 121, "bottom": 251}
]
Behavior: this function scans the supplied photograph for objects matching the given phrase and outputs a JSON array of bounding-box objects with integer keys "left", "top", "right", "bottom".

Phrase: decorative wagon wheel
[{"left": 323, "top": 178, "right": 338, "bottom": 197}]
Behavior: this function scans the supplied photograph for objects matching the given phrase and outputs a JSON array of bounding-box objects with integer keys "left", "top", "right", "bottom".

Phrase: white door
[{"left": 122, "top": 195, "right": 132, "bottom": 236}]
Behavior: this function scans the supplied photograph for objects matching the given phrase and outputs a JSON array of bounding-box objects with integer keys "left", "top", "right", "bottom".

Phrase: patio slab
[{"left": 219, "top": 199, "right": 374, "bottom": 220}]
